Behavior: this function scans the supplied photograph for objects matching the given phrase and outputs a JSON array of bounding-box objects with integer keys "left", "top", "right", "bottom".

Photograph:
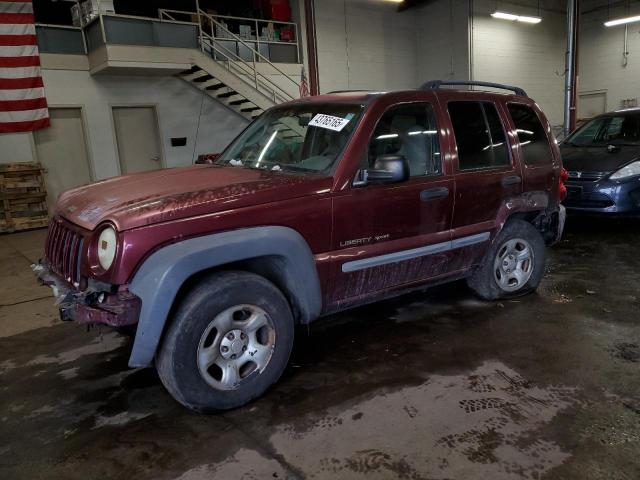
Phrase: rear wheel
[
  {"left": 467, "top": 220, "right": 546, "bottom": 300},
  {"left": 156, "top": 271, "right": 294, "bottom": 412}
]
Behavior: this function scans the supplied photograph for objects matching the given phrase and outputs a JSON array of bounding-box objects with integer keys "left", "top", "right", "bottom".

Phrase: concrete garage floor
[{"left": 1, "top": 218, "right": 639, "bottom": 480}]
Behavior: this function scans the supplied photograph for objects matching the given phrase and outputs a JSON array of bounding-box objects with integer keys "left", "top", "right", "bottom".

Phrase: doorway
[
  {"left": 112, "top": 106, "right": 163, "bottom": 174},
  {"left": 33, "top": 108, "right": 92, "bottom": 211}
]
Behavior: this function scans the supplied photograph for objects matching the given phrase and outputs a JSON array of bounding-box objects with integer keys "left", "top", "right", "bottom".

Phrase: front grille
[
  {"left": 566, "top": 171, "right": 608, "bottom": 182},
  {"left": 563, "top": 192, "right": 615, "bottom": 209},
  {"left": 45, "top": 217, "right": 84, "bottom": 286}
]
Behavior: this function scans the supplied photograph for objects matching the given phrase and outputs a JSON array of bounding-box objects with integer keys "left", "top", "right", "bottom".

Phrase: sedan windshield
[
  {"left": 215, "top": 103, "right": 364, "bottom": 174},
  {"left": 567, "top": 113, "right": 640, "bottom": 146}
]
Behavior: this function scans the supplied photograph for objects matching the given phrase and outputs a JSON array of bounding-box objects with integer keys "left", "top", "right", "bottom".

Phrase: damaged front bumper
[{"left": 32, "top": 261, "right": 141, "bottom": 327}]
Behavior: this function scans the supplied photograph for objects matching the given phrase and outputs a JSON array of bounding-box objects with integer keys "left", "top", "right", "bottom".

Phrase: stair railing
[
  {"left": 158, "top": 9, "right": 195, "bottom": 23},
  {"left": 197, "top": 10, "right": 301, "bottom": 104},
  {"left": 199, "top": 32, "right": 293, "bottom": 104},
  {"left": 158, "top": 8, "right": 302, "bottom": 105}
]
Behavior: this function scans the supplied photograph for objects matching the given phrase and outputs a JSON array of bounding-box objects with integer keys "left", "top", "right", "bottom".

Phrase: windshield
[
  {"left": 567, "top": 113, "right": 640, "bottom": 146},
  {"left": 215, "top": 103, "right": 364, "bottom": 174}
]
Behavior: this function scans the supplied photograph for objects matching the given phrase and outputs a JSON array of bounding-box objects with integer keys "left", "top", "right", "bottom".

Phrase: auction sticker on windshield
[{"left": 309, "top": 114, "right": 352, "bottom": 132}]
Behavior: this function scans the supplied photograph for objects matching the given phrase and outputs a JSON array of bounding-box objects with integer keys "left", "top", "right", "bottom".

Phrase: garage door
[
  {"left": 33, "top": 108, "right": 92, "bottom": 212},
  {"left": 112, "top": 106, "right": 163, "bottom": 174}
]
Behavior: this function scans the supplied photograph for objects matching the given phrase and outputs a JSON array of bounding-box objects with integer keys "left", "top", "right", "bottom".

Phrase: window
[
  {"left": 567, "top": 113, "right": 640, "bottom": 146},
  {"left": 606, "top": 116, "right": 624, "bottom": 138},
  {"left": 368, "top": 103, "right": 441, "bottom": 176},
  {"left": 448, "top": 102, "right": 510, "bottom": 170},
  {"left": 508, "top": 103, "right": 553, "bottom": 165},
  {"left": 215, "top": 103, "right": 364, "bottom": 174}
]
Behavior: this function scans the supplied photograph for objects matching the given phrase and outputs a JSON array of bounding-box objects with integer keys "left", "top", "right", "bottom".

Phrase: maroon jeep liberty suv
[{"left": 35, "top": 80, "right": 567, "bottom": 411}]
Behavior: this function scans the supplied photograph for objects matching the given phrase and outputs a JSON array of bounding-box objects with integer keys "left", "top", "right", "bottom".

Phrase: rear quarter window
[{"left": 507, "top": 104, "right": 553, "bottom": 166}]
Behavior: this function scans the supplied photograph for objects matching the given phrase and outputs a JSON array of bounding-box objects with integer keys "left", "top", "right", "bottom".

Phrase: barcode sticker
[{"left": 309, "top": 114, "right": 352, "bottom": 132}]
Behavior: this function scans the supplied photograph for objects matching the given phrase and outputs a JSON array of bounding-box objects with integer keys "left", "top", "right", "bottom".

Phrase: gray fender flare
[{"left": 127, "top": 226, "right": 322, "bottom": 367}]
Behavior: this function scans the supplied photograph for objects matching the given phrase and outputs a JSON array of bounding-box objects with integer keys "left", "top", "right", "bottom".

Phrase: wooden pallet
[{"left": 0, "top": 162, "right": 49, "bottom": 234}]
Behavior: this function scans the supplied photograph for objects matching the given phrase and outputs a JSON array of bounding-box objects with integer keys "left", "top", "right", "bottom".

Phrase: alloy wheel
[
  {"left": 197, "top": 304, "right": 276, "bottom": 390},
  {"left": 493, "top": 238, "right": 535, "bottom": 292}
]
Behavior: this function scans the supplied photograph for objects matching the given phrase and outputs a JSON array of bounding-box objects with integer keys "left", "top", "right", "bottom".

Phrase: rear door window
[
  {"left": 448, "top": 101, "right": 510, "bottom": 170},
  {"left": 507, "top": 103, "right": 553, "bottom": 165}
]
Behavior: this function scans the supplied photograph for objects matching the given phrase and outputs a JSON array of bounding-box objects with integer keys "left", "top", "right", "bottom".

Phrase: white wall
[
  {"left": 0, "top": 69, "right": 248, "bottom": 181},
  {"left": 315, "top": 0, "right": 419, "bottom": 93},
  {"left": 359, "top": 0, "right": 568, "bottom": 126},
  {"left": 579, "top": 5, "right": 640, "bottom": 113},
  {"left": 416, "top": 0, "right": 470, "bottom": 82},
  {"left": 0, "top": 132, "right": 34, "bottom": 163},
  {"left": 471, "top": 0, "right": 567, "bottom": 126}
]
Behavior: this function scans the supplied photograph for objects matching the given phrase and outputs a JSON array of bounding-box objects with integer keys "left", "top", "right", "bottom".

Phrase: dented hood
[{"left": 56, "top": 165, "right": 332, "bottom": 231}]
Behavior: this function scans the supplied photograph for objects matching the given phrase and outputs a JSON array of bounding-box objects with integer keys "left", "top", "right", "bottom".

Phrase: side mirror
[{"left": 365, "top": 154, "right": 410, "bottom": 184}]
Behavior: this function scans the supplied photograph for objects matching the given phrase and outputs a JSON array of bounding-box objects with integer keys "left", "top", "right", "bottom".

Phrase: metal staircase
[{"left": 161, "top": 9, "right": 302, "bottom": 121}]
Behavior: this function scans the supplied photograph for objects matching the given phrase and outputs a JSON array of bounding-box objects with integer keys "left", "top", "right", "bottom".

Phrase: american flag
[
  {"left": 299, "top": 66, "right": 309, "bottom": 98},
  {"left": 0, "top": 0, "right": 49, "bottom": 133}
]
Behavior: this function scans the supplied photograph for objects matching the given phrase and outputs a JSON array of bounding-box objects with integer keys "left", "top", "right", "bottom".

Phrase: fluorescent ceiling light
[
  {"left": 604, "top": 15, "right": 640, "bottom": 27},
  {"left": 517, "top": 15, "right": 543, "bottom": 24},
  {"left": 492, "top": 11, "right": 518, "bottom": 21},
  {"left": 491, "top": 11, "right": 542, "bottom": 24}
]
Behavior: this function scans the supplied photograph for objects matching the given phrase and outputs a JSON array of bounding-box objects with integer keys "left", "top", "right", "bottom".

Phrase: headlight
[
  {"left": 97, "top": 227, "right": 117, "bottom": 271},
  {"left": 610, "top": 161, "right": 640, "bottom": 180}
]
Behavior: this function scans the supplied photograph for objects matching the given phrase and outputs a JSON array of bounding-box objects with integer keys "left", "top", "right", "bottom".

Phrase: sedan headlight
[
  {"left": 97, "top": 227, "right": 117, "bottom": 271},
  {"left": 610, "top": 161, "right": 640, "bottom": 180}
]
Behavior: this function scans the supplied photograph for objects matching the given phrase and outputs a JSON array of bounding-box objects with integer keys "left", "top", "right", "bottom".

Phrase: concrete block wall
[
  {"left": 315, "top": 0, "right": 419, "bottom": 93},
  {"left": 579, "top": 5, "right": 640, "bottom": 114},
  {"left": 0, "top": 69, "right": 248, "bottom": 180},
  {"left": 416, "top": 0, "right": 470, "bottom": 83},
  {"left": 470, "top": 0, "right": 567, "bottom": 126},
  {"left": 315, "top": 0, "right": 567, "bottom": 125},
  {"left": 0, "top": 133, "right": 35, "bottom": 165}
]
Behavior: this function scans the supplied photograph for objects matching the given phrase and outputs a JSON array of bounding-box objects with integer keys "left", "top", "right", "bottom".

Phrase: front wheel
[
  {"left": 156, "top": 271, "right": 294, "bottom": 412},
  {"left": 467, "top": 220, "right": 546, "bottom": 300}
]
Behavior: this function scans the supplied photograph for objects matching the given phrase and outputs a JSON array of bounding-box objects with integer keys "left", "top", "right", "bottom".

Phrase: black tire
[
  {"left": 156, "top": 271, "right": 294, "bottom": 412},
  {"left": 467, "top": 220, "right": 546, "bottom": 301}
]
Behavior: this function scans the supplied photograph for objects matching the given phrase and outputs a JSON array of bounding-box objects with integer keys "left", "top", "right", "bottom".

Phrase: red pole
[{"left": 304, "top": 0, "right": 320, "bottom": 96}]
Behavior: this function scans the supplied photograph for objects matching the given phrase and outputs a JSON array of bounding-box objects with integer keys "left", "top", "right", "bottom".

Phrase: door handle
[
  {"left": 502, "top": 175, "right": 521, "bottom": 187},
  {"left": 151, "top": 155, "right": 160, "bottom": 162},
  {"left": 420, "top": 186, "right": 450, "bottom": 201}
]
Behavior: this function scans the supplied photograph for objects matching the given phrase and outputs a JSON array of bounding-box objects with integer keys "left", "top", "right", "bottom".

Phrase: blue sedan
[{"left": 561, "top": 109, "right": 640, "bottom": 214}]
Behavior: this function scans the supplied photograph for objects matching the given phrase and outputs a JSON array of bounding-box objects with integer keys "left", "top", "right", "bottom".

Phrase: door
[
  {"left": 33, "top": 108, "right": 92, "bottom": 211},
  {"left": 505, "top": 102, "right": 556, "bottom": 194},
  {"left": 112, "top": 106, "right": 163, "bottom": 174},
  {"left": 328, "top": 102, "right": 454, "bottom": 307},
  {"left": 447, "top": 100, "right": 523, "bottom": 268}
]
